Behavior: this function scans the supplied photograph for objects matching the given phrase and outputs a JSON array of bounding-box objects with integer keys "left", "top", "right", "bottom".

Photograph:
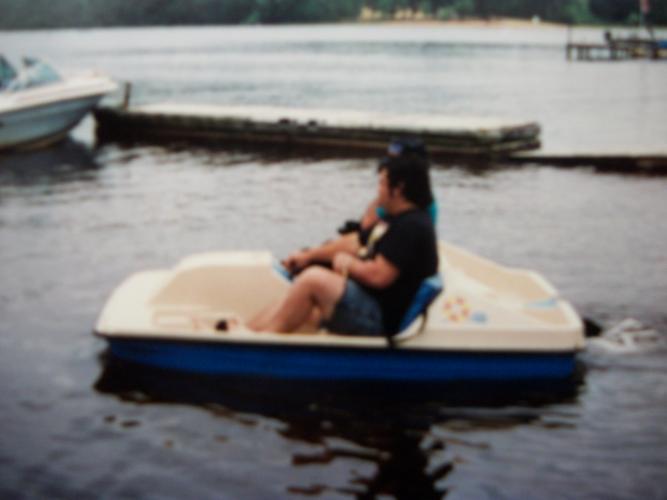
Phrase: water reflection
[
  {"left": 96, "top": 136, "right": 667, "bottom": 181},
  {"left": 95, "top": 356, "right": 583, "bottom": 498},
  {"left": 0, "top": 138, "right": 100, "bottom": 189}
]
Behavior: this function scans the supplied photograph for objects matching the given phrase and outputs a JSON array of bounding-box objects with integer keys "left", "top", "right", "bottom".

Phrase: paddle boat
[
  {"left": 95, "top": 241, "right": 584, "bottom": 382},
  {"left": 0, "top": 56, "right": 117, "bottom": 151}
]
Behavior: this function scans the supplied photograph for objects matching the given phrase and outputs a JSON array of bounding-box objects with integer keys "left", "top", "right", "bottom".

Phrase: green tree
[
  {"left": 561, "top": 0, "right": 597, "bottom": 24},
  {"left": 375, "top": 0, "right": 397, "bottom": 16},
  {"left": 0, "top": 0, "right": 664, "bottom": 29},
  {"left": 590, "top": 0, "right": 637, "bottom": 23}
]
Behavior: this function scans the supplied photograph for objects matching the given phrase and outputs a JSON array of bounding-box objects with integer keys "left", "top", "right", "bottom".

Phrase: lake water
[{"left": 1, "top": 24, "right": 666, "bottom": 499}]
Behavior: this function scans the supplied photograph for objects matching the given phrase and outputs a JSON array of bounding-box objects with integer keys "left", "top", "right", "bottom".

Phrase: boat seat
[{"left": 395, "top": 274, "right": 444, "bottom": 336}]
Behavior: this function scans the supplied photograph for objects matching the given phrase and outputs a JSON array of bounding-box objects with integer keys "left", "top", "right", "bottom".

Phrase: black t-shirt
[{"left": 364, "top": 209, "right": 438, "bottom": 334}]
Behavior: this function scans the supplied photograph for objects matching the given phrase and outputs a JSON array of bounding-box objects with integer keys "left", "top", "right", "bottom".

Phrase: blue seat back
[{"left": 397, "top": 274, "right": 444, "bottom": 333}]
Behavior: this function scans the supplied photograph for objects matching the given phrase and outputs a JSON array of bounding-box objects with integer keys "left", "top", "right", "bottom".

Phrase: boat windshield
[
  {"left": 0, "top": 55, "right": 18, "bottom": 90},
  {"left": 4, "top": 58, "right": 62, "bottom": 92}
]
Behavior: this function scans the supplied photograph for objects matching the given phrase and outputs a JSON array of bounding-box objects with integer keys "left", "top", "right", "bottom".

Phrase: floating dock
[{"left": 93, "top": 103, "right": 541, "bottom": 158}]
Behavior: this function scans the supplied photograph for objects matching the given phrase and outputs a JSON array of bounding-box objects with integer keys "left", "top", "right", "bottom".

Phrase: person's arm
[
  {"left": 283, "top": 232, "right": 360, "bottom": 273},
  {"left": 333, "top": 252, "right": 398, "bottom": 289}
]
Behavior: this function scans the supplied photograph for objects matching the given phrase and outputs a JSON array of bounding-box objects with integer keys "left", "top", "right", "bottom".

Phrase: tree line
[{"left": 0, "top": 0, "right": 665, "bottom": 30}]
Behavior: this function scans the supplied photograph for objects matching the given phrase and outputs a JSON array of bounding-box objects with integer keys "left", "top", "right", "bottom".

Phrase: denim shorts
[{"left": 322, "top": 280, "right": 384, "bottom": 336}]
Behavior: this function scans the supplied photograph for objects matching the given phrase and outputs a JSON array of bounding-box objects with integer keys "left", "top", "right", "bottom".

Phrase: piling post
[
  {"left": 566, "top": 24, "right": 572, "bottom": 60},
  {"left": 122, "top": 82, "right": 132, "bottom": 110}
]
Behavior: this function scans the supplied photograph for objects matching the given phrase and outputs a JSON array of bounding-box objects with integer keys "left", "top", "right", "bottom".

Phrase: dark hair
[
  {"left": 378, "top": 154, "right": 434, "bottom": 210},
  {"left": 387, "top": 137, "right": 428, "bottom": 159}
]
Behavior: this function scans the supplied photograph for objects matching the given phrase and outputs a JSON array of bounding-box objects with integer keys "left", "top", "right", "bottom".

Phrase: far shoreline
[
  {"left": 353, "top": 16, "right": 666, "bottom": 32},
  {"left": 1, "top": 16, "right": 665, "bottom": 33}
]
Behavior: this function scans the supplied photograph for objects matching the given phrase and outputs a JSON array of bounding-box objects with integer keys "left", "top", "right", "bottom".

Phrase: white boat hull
[
  {"left": 0, "top": 94, "right": 104, "bottom": 150},
  {"left": 0, "top": 73, "right": 117, "bottom": 151}
]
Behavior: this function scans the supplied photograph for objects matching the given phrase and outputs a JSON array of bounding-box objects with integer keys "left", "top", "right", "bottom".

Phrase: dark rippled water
[{"left": 1, "top": 25, "right": 666, "bottom": 499}]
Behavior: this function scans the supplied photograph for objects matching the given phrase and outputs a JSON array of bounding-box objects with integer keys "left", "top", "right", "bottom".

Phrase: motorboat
[
  {"left": 94, "top": 241, "right": 585, "bottom": 382},
  {"left": 0, "top": 56, "right": 117, "bottom": 151}
]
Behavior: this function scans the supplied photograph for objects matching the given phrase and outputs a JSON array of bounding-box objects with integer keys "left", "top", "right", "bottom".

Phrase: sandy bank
[{"left": 358, "top": 16, "right": 566, "bottom": 30}]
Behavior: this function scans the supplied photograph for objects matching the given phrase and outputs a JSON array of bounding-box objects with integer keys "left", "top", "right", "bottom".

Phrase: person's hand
[
  {"left": 282, "top": 250, "right": 311, "bottom": 273},
  {"left": 333, "top": 252, "right": 355, "bottom": 278},
  {"left": 360, "top": 198, "right": 380, "bottom": 230}
]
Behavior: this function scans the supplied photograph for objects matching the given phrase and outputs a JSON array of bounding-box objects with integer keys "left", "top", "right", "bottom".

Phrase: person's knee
[
  {"left": 296, "top": 267, "right": 343, "bottom": 302},
  {"left": 295, "top": 266, "right": 331, "bottom": 288}
]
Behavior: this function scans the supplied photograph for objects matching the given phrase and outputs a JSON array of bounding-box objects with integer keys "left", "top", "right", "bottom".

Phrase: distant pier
[
  {"left": 93, "top": 103, "right": 541, "bottom": 158},
  {"left": 566, "top": 35, "right": 667, "bottom": 61}
]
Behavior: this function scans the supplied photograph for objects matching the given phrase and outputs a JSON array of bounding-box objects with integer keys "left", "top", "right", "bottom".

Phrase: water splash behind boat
[{"left": 586, "top": 318, "right": 667, "bottom": 354}]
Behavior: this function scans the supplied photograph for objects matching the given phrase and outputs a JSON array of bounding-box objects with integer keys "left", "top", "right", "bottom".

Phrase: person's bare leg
[
  {"left": 262, "top": 267, "right": 345, "bottom": 333},
  {"left": 247, "top": 301, "right": 283, "bottom": 331},
  {"left": 299, "top": 306, "right": 323, "bottom": 332}
]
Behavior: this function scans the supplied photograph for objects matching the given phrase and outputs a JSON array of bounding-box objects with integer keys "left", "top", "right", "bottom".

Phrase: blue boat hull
[{"left": 106, "top": 338, "right": 577, "bottom": 381}]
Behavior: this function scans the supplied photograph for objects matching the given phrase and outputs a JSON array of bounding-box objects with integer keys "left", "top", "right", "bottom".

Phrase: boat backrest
[
  {"left": 396, "top": 274, "right": 444, "bottom": 334},
  {"left": 0, "top": 55, "right": 17, "bottom": 89}
]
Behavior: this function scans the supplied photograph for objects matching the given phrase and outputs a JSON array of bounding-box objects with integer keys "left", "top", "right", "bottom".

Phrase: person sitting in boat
[
  {"left": 248, "top": 153, "right": 438, "bottom": 336},
  {"left": 281, "top": 137, "right": 437, "bottom": 275}
]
